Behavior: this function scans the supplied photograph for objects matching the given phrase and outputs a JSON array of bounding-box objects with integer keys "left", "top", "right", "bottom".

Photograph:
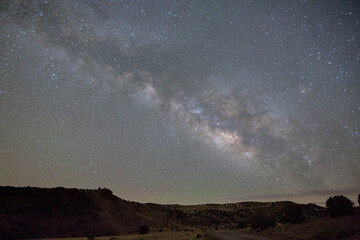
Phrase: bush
[
  {"left": 196, "top": 233, "right": 202, "bottom": 238},
  {"left": 326, "top": 195, "right": 354, "bottom": 217},
  {"left": 281, "top": 204, "right": 304, "bottom": 224},
  {"left": 138, "top": 225, "right": 149, "bottom": 234},
  {"left": 250, "top": 210, "right": 276, "bottom": 230},
  {"left": 237, "top": 220, "right": 248, "bottom": 229}
]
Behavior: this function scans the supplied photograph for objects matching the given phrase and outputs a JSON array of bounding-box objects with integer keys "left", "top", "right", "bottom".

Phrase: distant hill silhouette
[{"left": 0, "top": 186, "right": 324, "bottom": 239}]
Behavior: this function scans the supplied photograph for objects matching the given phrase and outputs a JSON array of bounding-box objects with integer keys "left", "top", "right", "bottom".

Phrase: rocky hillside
[{"left": 0, "top": 186, "right": 324, "bottom": 239}]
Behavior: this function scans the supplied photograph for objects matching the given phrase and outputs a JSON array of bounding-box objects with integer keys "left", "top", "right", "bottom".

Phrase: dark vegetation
[
  {"left": 281, "top": 204, "right": 304, "bottom": 224},
  {"left": 138, "top": 225, "right": 149, "bottom": 234},
  {"left": 326, "top": 195, "right": 354, "bottom": 217},
  {"left": 250, "top": 210, "right": 276, "bottom": 230},
  {"left": 0, "top": 186, "right": 350, "bottom": 239},
  {"left": 237, "top": 219, "right": 248, "bottom": 229}
]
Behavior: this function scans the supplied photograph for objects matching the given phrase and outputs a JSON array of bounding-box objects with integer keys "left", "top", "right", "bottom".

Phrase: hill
[{"left": 0, "top": 186, "right": 324, "bottom": 239}]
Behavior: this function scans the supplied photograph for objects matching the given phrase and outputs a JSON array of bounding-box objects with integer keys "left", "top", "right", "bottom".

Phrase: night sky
[{"left": 1, "top": 0, "right": 359, "bottom": 205}]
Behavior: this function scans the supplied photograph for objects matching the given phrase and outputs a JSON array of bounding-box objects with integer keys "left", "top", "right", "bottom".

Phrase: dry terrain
[{"left": 1, "top": 186, "right": 358, "bottom": 240}]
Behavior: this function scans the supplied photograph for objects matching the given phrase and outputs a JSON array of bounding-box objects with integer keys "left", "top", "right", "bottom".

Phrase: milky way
[{"left": 0, "top": 0, "right": 359, "bottom": 204}]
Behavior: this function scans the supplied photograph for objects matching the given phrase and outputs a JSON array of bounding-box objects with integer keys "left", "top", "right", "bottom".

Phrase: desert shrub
[
  {"left": 281, "top": 204, "right": 304, "bottom": 224},
  {"left": 196, "top": 233, "right": 202, "bottom": 238},
  {"left": 250, "top": 210, "right": 276, "bottom": 230},
  {"left": 138, "top": 225, "right": 149, "bottom": 234},
  {"left": 237, "top": 219, "right": 248, "bottom": 229},
  {"left": 326, "top": 195, "right": 354, "bottom": 217},
  {"left": 203, "top": 234, "right": 218, "bottom": 240}
]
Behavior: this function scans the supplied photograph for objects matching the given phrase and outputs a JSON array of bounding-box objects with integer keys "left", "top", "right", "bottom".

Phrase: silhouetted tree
[
  {"left": 326, "top": 195, "right": 354, "bottom": 217},
  {"left": 358, "top": 194, "right": 360, "bottom": 207},
  {"left": 138, "top": 225, "right": 149, "bottom": 234},
  {"left": 281, "top": 204, "right": 304, "bottom": 224}
]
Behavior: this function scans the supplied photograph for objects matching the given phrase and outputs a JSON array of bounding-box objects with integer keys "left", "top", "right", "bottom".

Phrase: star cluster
[{"left": 0, "top": 0, "right": 359, "bottom": 204}]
